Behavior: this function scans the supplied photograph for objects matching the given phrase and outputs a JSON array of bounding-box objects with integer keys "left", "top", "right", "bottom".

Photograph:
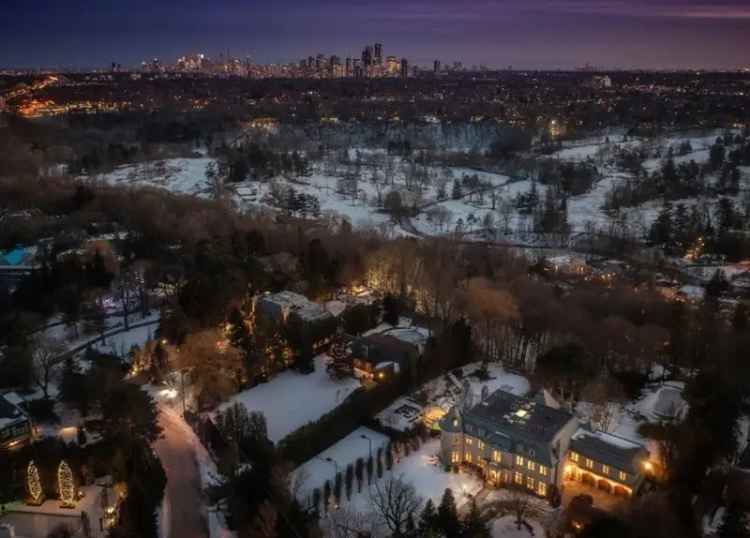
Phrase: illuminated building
[
  {"left": 386, "top": 56, "right": 399, "bottom": 75},
  {"left": 374, "top": 43, "right": 383, "bottom": 65},
  {"left": 400, "top": 58, "right": 409, "bottom": 80},
  {"left": 440, "top": 389, "right": 650, "bottom": 499},
  {"left": 0, "top": 393, "right": 34, "bottom": 451}
]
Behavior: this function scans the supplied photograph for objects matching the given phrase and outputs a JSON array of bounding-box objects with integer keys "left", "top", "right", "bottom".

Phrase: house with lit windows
[
  {"left": 440, "top": 388, "right": 650, "bottom": 500},
  {"left": 565, "top": 427, "right": 650, "bottom": 497},
  {"left": 0, "top": 393, "right": 34, "bottom": 451}
]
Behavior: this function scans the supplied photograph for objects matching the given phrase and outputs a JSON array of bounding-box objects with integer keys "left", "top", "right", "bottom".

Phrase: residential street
[{"left": 154, "top": 406, "right": 209, "bottom": 538}]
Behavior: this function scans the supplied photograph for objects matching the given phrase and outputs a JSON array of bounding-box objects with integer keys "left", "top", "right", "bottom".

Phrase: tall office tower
[
  {"left": 386, "top": 56, "right": 399, "bottom": 74},
  {"left": 434, "top": 60, "right": 441, "bottom": 73},
  {"left": 308, "top": 56, "right": 315, "bottom": 69},
  {"left": 345, "top": 57, "right": 352, "bottom": 77},
  {"left": 353, "top": 59, "right": 363, "bottom": 79},
  {"left": 400, "top": 58, "right": 409, "bottom": 80},
  {"left": 329, "top": 55, "right": 341, "bottom": 78},
  {"left": 362, "top": 45, "right": 373, "bottom": 67},
  {"left": 316, "top": 54, "right": 325, "bottom": 70},
  {"left": 374, "top": 43, "right": 383, "bottom": 65}
]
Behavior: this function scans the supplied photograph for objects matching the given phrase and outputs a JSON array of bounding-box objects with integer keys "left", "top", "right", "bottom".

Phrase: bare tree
[
  {"left": 32, "top": 337, "right": 64, "bottom": 400},
  {"left": 508, "top": 489, "right": 532, "bottom": 530},
  {"left": 322, "top": 507, "right": 375, "bottom": 538},
  {"left": 369, "top": 476, "right": 422, "bottom": 537},
  {"left": 581, "top": 377, "right": 626, "bottom": 432}
]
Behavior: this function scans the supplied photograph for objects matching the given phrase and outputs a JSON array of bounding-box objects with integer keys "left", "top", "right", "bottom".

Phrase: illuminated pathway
[{"left": 154, "top": 406, "right": 209, "bottom": 538}]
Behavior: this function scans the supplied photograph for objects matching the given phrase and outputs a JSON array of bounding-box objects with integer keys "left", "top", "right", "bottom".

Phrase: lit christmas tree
[
  {"left": 27, "top": 460, "right": 44, "bottom": 505},
  {"left": 58, "top": 460, "right": 76, "bottom": 508}
]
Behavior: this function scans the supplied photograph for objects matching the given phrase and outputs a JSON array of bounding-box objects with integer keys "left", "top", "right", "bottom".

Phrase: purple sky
[{"left": 2, "top": 0, "right": 749, "bottom": 69}]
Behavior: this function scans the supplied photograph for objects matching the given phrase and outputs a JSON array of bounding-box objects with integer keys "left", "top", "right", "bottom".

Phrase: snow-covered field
[
  {"left": 95, "top": 157, "right": 215, "bottom": 197},
  {"left": 80, "top": 129, "right": 747, "bottom": 248},
  {"left": 293, "top": 426, "right": 390, "bottom": 500},
  {"left": 219, "top": 354, "right": 361, "bottom": 443},
  {"left": 491, "top": 515, "right": 544, "bottom": 538}
]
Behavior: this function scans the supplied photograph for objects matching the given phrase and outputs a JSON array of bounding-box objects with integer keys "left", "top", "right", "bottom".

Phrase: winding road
[{"left": 154, "top": 406, "right": 209, "bottom": 538}]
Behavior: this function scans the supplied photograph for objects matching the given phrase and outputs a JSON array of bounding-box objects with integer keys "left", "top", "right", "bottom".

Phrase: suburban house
[
  {"left": 349, "top": 324, "right": 431, "bottom": 382},
  {"left": 440, "top": 388, "right": 650, "bottom": 499},
  {"left": 0, "top": 393, "right": 34, "bottom": 451},
  {"left": 253, "top": 291, "right": 338, "bottom": 353},
  {"left": 350, "top": 333, "right": 417, "bottom": 382}
]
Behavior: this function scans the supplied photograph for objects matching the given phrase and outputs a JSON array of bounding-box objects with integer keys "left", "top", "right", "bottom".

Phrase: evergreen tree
[
  {"left": 345, "top": 464, "right": 354, "bottom": 501},
  {"left": 437, "top": 488, "right": 461, "bottom": 538},
  {"left": 649, "top": 201, "right": 673, "bottom": 247},
  {"left": 355, "top": 458, "right": 364, "bottom": 492},
  {"left": 452, "top": 179, "right": 463, "bottom": 200},
  {"left": 419, "top": 499, "right": 438, "bottom": 534},
  {"left": 462, "top": 498, "right": 490, "bottom": 538}
]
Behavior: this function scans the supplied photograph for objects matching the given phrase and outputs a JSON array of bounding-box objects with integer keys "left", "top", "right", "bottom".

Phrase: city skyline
[{"left": 2, "top": 0, "right": 750, "bottom": 70}]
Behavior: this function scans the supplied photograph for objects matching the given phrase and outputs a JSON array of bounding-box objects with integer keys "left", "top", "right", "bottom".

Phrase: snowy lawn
[
  {"left": 325, "top": 439, "right": 484, "bottom": 515},
  {"left": 220, "top": 355, "right": 361, "bottom": 443},
  {"left": 293, "top": 426, "right": 390, "bottom": 500},
  {"left": 490, "top": 515, "right": 544, "bottom": 538}
]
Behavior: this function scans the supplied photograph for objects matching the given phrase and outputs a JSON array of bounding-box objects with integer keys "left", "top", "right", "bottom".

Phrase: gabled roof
[
  {"left": 570, "top": 428, "right": 648, "bottom": 475},
  {"left": 0, "top": 394, "right": 28, "bottom": 430}
]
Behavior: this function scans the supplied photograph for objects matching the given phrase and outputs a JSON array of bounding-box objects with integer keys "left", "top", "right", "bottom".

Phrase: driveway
[{"left": 154, "top": 406, "right": 209, "bottom": 538}]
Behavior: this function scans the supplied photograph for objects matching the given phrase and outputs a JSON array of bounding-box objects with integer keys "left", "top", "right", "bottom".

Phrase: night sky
[{"left": 2, "top": 0, "right": 749, "bottom": 69}]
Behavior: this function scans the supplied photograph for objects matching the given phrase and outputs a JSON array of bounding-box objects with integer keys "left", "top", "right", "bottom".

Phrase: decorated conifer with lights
[
  {"left": 26, "top": 460, "right": 45, "bottom": 505},
  {"left": 58, "top": 460, "right": 76, "bottom": 508}
]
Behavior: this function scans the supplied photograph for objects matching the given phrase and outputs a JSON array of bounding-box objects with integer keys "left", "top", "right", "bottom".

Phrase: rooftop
[
  {"left": 571, "top": 428, "right": 648, "bottom": 475},
  {"left": 258, "top": 291, "right": 332, "bottom": 322},
  {"left": 463, "top": 389, "right": 575, "bottom": 447},
  {"left": 0, "top": 393, "right": 28, "bottom": 430}
]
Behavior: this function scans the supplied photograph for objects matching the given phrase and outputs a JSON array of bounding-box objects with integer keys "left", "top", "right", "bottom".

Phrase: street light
[
  {"left": 361, "top": 434, "right": 373, "bottom": 460},
  {"left": 325, "top": 457, "right": 340, "bottom": 475}
]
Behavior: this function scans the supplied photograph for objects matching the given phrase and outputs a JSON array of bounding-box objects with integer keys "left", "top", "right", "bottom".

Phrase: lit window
[
  {"left": 493, "top": 450, "right": 501, "bottom": 462},
  {"left": 619, "top": 471, "right": 627, "bottom": 482},
  {"left": 478, "top": 440, "right": 484, "bottom": 450},
  {"left": 453, "top": 419, "right": 458, "bottom": 427},
  {"left": 452, "top": 451, "right": 460, "bottom": 463},
  {"left": 527, "top": 476, "right": 535, "bottom": 490},
  {"left": 585, "top": 458, "right": 593, "bottom": 469},
  {"left": 539, "top": 465, "right": 547, "bottom": 476},
  {"left": 490, "top": 470, "right": 497, "bottom": 481},
  {"left": 602, "top": 465, "right": 609, "bottom": 476},
  {"left": 538, "top": 482, "right": 547, "bottom": 496},
  {"left": 570, "top": 452, "right": 579, "bottom": 463},
  {"left": 466, "top": 438, "right": 472, "bottom": 445},
  {"left": 516, "top": 456, "right": 524, "bottom": 466},
  {"left": 515, "top": 472, "right": 523, "bottom": 485},
  {"left": 465, "top": 452, "right": 472, "bottom": 463},
  {"left": 527, "top": 461, "right": 536, "bottom": 472}
]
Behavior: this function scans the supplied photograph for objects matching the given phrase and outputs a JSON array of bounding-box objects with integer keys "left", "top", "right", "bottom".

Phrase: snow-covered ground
[
  {"left": 377, "top": 361, "right": 530, "bottom": 432},
  {"left": 75, "top": 130, "right": 748, "bottom": 253},
  {"left": 491, "top": 515, "right": 544, "bottom": 538},
  {"left": 293, "top": 426, "right": 390, "bottom": 500},
  {"left": 219, "top": 354, "right": 361, "bottom": 443},
  {"left": 576, "top": 380, "right": 687, "bottom": 460},
  {"left": 315, "top": 438, "right": 484, "bottom": 516},
  {"left": 95, "top": 157, "right": 215, "bottom": 197}
]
